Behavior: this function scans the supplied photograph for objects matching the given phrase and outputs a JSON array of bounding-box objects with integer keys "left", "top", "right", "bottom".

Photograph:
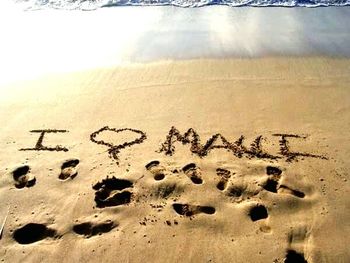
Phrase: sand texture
[{"left": 0, "top": 57, "right": 349, "bottom": 262}]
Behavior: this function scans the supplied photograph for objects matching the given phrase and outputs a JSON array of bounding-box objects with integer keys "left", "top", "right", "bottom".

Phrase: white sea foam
[{"left": 14, "top": 0, "right": 350, "bottom": 10}]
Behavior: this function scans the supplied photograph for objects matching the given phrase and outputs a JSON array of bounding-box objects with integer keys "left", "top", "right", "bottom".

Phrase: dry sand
[{"left": 0, "top": 57, "right": 349, "bottom": 262}]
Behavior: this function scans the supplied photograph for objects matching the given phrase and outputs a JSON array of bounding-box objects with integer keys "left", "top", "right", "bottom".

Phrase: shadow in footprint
[
  {"left": 263, "top": 166, "right": 305, "bottom": 199},
  {"left": 12, "top": 165, "right": 36, "bottom": 189},
  {"left": 182, "top": 163, "right": 203, "bottom": 185},
  {"left": 93, "top": 177, "right": 133, "bottom": 208},
  {"left": 249, "top": 204, "right": 268, "bottom": 222},
  {"left": 145, "top": 160, "right": 166, "bottom": 181},
  {"left": 284, "top": 250, "right": 308, "bottom": 263},
  {"left": 263, "top": 165, "right": 282, "bottom": 193},
  {"left": 263, "top": 178, "right": 279, "bottom": 193},
  {"left": 73, "top": 220, "right": 117, "bottom": 238},
  {"left": 96, "top": 191, "right": 132, "bottom": 208},
  {"left": 266, "top": 166, "right": 282, "bottom": 176},
  {"left": 59, "top": 159, "right": 80, "bottom": 180},
  {"left": 173, "top": 203, "right": 215, "bottom": 217},
  {"left": 263, "top": 180, "right": 305, "bottom": 198},
  {"left": 145, "top": 160, "right": 160, "bottom": 170},
  {"left": 227, "top": 185, "right": 246, "bottom": 198},
  {"left": 279, "top": 185, "right": 305, "bottom": 198},
  {"left": 216, "top": 168, "right": 231, "bottom": 191},
  {"left": 154, "top": 173, "right": 165, "bottom": 181},
  {"left": 13, "top": 223, "right": 57, "bottom": 244}
]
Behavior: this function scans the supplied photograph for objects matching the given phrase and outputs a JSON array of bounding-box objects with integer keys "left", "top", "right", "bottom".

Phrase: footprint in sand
[
  {"left": 218, "top": 165, "right": 306, "bottom": 206},
  {"left": 226, "top": 184, "right": 249, "bottom": 199},
  {"left": 247, "top": 203, "right": 272, "bottom": 234},
  {"left": 93, "top": 177, "right": 133, "bottom": 208},
  {"left": 145, "top": 160, "right": 166, "bottom": 181},
  {"left": 12, "top": 165, "right": 36, "bottom": 189},
  {"left": 73, "top": 220, "right": 117, "bottom": 238},
  {"left": 59, "top": 159, "right": 80, "bottom": 180},
  {"left": 262, "top": 166, "right": 305, "bottom": 198},
  {"left": 284, "top": 250, "right": 308, "bottom": 263},
  {"left": 262, "top": 165, "right": 283, "bottom": 193},
  {"left": 248, "top": 204, "right": 269, "bottom": 222},
  {"left": 283, "top": 226, "right": 309, "bottom": 263},
  {"left": 172, "top": 203, "right": 215, "bottom": 217},
  {"left": 225, "top": 181, "right": 260, "bottom": 202},
  {"left": 13, "top": 223, "right": 57, "bottom": 244},
  {"left": 182, "top": 163, "right": 203, "bottom": 185},
  {"left": 216, "top": 168, "right": 232, "bottom": 191}
]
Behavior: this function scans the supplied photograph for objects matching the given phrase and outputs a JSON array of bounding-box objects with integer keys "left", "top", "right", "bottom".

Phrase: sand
[
  {"left": 0, "top": 57, "right": 349, "bottom": 262},
  {"left": 1, "top": 3, "right": 350, "bottom": 263}
]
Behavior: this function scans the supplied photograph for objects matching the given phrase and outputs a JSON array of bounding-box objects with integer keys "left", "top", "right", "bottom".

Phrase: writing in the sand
[{"left": 19, "top": 126, "right": 327, "bottom": 163}]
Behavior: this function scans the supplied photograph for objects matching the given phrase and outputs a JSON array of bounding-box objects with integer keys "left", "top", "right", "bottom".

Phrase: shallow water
[{"left": 0, "top": 5, "right": 350, "bottom": 84}]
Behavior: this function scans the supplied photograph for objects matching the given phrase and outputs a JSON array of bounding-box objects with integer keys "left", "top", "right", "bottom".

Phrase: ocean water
[{"left": 14, "top": 0, "right": 350, "bottom": 10}]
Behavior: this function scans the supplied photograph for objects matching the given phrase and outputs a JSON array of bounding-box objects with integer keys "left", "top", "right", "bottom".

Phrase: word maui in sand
[
  {"left": 159, "top": 127, "right": 326, "bottom": 162},
  {"left": 19, "top": 126, "right": 327, "bottom": 163}
]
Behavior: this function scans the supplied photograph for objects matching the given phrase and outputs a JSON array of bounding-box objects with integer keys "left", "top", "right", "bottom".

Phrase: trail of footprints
[
  {"left": 9, "top": 160, "right": 130, "bottom": 244},
  {"left": 144, "top": 160, "right": 305, "bottom": 220},
  {"left": 12, "top": 220, "right": 118, "bottom": 244},
  {"left": 143, "top": 160, "right": 309, "bottom": 262},
  {"left": 11, "top": 158, "right": 81, "bottom": 188},
  {"left": 9, "top": 159, "right": 310, "bottom": 262}
]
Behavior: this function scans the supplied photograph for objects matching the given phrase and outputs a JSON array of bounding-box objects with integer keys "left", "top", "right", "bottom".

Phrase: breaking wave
[{"left": 15, "top": 0, "right": 350, "bottom": 10}]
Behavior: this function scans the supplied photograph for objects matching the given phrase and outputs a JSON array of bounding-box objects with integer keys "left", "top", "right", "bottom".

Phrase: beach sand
[
  {"left": 0, "top": 57, "right": 349, "bottom": 262},
  {"left": 1, "top": 3, "right": 350, "bottom": 263}
]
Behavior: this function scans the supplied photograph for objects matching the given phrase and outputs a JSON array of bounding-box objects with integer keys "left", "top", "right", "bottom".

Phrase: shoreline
[
  {"left": 2, "top": 55, "right": 349, "bottom": 87},
  {"left": 1, "top": 6, "right": 350, "bottom": 84}
]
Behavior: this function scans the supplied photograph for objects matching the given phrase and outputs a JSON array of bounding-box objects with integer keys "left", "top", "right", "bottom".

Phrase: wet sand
[{"left": 0, "top": 6, "right": 350, "bottom": 84}]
